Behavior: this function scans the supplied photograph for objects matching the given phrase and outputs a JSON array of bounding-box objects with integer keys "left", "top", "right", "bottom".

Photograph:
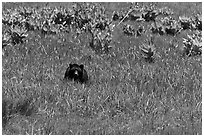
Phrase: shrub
[{"left": 183, "top": 32, "right": 202, "bottom": 56}]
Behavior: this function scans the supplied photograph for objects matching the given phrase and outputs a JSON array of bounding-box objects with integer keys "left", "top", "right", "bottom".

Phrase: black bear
[{"left": 64, "top": 64, "right": 88, "bottom": 84}]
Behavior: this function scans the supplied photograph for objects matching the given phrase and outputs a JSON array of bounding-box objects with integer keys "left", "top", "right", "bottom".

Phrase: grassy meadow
[{"left": 2, "top": 2, "right": 202, "bottom": 135}]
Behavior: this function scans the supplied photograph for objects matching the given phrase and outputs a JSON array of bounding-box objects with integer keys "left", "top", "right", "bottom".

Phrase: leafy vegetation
[{"left": 2, "top": 2, "right": 202, "bottom": 135}]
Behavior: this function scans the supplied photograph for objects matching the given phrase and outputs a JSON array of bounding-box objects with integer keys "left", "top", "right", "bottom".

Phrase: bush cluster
[
  {"left": 2, "top": 3, "right": 202, "bottom": 56},
  {"left": 2, "top": 3, "right": 115, "bottom": 54},
  {"left": 183, "top": 31, "right": 202, "bottom": 56}
]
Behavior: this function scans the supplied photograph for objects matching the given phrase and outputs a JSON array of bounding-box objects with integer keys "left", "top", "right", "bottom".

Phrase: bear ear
[
  {"left": 80, "top": 65, "right": 84, "bottom": 70},
  {"left": 69, "top": 64, "right": 73, "bottom": 68}
]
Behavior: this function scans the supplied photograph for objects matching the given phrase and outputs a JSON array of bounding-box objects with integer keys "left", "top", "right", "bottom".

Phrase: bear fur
[{"left": 64, "top": 64, "right": 88, "bottom": 84}]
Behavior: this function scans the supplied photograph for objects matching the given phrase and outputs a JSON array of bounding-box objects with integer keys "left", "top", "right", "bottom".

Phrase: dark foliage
[
  {"left": 10, "top": 31, "right": 27, "bottom": 45},
  {"left": 95, "top": 22, "right": 108, "bottom": 30},
  {"left": 53, "top": 12, "right": 67, "bottom": 25},
  {"left": 180, "top": 21, "right": 191, "bottom": 30},
  {"left": 2, "top": 40, "right": 9, "bottom": 49},
  {"left": 196, "top": 21, "right": 202, "bottom": 31},
  {"left": 165, "top": 27, "right": 180, "bottom": 36},
  {"left": 151, "top": 26, "right": 165, "bottom": 35},
  {"left": 142, "top": 10, "right": 160, "bottom": 22},
  {"left": 24, "top": 21, "right": 35, "bottom": 31},
  {"left": 112, "top": 11, "right": 120, "bottom": 21},
  {"left": 194, "top": 15, "right": 202, "bottom": 31}
]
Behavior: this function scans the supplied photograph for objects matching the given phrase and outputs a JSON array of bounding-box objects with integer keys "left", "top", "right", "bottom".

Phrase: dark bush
[
  {"left": 10, "top": 31, "right": 27, "bottom": 45},
  {"left": 112, "top": 11, "right": 120, "bottom": 21}
]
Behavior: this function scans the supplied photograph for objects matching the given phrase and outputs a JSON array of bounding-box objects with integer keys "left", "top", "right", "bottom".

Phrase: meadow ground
[{"left": 2, "top": 2, "right": 202, "bottom": 135}]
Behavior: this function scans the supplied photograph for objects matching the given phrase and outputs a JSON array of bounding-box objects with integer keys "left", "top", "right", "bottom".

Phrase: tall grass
[{"left": 2, "top": 2, "right": 202, "bottom": 135}]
